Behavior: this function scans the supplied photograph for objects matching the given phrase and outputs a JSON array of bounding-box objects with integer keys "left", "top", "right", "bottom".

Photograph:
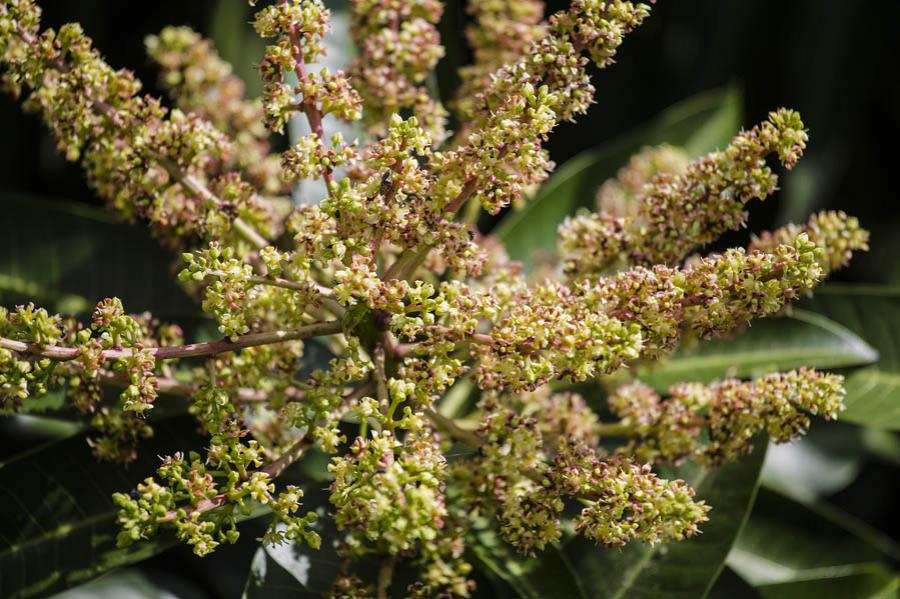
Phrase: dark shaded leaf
[
  {"left": 707, "top": 567, "right": 761, "bottom": 599},
  {"left": 862, "top": 428, "right": 900, "bottom": 467},
  {"left": 728, "top": 487, "right": 900, "bottom": 586},
  {"left": 469, "top": 528, "right": 587, "bottom": 599},
  {"left": 208, "top": 0, "right": 267, "bottom": 99},
  {"left": 0, "top": 416, "right": 213, "bottom": 598},
  {"left": 0, "top": 193, "right": 194, "bottom": 316}
]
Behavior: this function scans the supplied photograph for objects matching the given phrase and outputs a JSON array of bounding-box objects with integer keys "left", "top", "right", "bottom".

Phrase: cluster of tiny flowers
[
  {"left": 0, "top": 0, "right": 276, "bottom": 251},
  {"left": 280, "top": 131, "right": 356, "bottom": 182},
  {"left": 91, "top": 298, "right": 160, "bottom": 414},
  {"left": 349, "top": 0, "right": 448, "bottom": 143},
  {"left": 558, "top": 445, "right": 709, "bottom": 547},
  {"left": 254, "top": 0, "right": 361, "bottom": 133},
  {"left": 180, "top": 241, "right": 330, "bottom": 341},
  {"left": 113, "top": 444, "right": 319, "bottom": 556},
  {"left": 431, "top": 0, "right": 652, "bottom": 215},
  {"left": 454, "top": 403, "right": 561, "bottom": 554},
  {"left": 116, "top": 360, "right": 322, "bottom": 554},
  {"left": 454, "top": 399, "right": 708, "bottom": 555},
  {"left": 0, "top": 0, "right": 876, "bottom": 594},
  {"left": 453, "top": 0, "right": 546, "bottom": 123},
  {"left": 0, "top": 297, "right": 182, "bottom": 461},
  {"left": 559, "top": 110, "right": 810, "bottom": 276},
  {"left": 146, "top": 26, "right": 285, "bottom": 194},
  {"left": 88, "top": 407, "right": 155, "bottom": 463},
  {"left": 596, "top": 144, "right": 690, "bottom": 218},
  {"left": 329, "top": 425, "right": 474, "bottom": 595},
  {"left": 751, "top": 210, "right": 870, "bottom": 275},
  {"left": 329, "top": 428, "right": 446, "bottom": 554},
  {"left": 283, "top": 351, "right": 371, "bottom": 454},
  {"left": 0, "top": 304, "right": 61, "bottom": 409},
  {"left": 609, "top": 368, "right": 846, "bottom": 465},
  {"left": 515, "top": 386, "right": 602, "bottom": 446},
  {"left": 180, "top": 244, "right": 257, "bottom": 338},
  {"left": 560, "top": 143, "right": 690, "bottom": 277},
  {"left": 406, "top": 233, "right": 824, "bottom": 393}
]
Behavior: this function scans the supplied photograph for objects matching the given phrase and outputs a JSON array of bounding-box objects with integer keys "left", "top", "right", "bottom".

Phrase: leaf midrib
[
  {"left": 653, "top": 345, "right": 872, "bottom": 375},
  {"left": 0, "top": 509, "right": 115, "bottom": 560}
]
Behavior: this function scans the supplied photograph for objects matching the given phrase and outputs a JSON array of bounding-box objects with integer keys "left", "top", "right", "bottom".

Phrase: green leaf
[
  {"left": 0, "top": 193, "right": 194, "bottom": 316},
  {"left": 469, "top": 528, "right": 587, "bottom": 599},
  {"left": 471, "top": 440, "right": 767, "bottom": 599},
  {"left": 0, "top": 416, "right": 208, "bottom": 598},
  {"left": 759, "top": 421, "right": 864, "bottom": 502},
  {"left": 242, "top": 498, "right": 344, "bottom": 599},
  {"left": 799, "top": 286, "right": 900, "bottom": 429},
  {"left": 209, "top": 1, "right": 267, "bottom": 99},
  {"left": 5, "top": 414, "right": 84, "bottom": 440},
  {"left": 754, "top": 565, "right": 899, "bottom": 599},
  {"left": 638, "top": 310, "right": 877, "bottom": 392},
  {"left": 497, "top": 86, "right": 742, "bottom": 270},
  {"left": 862, "top": 428, "right": 900, "bottom": 467},
  {"left": 728, "top": 487, "right": 900, "bottom": 586},
  {"left": 53, "top": 568, "right": 178, "bottom": 599},
  {"left": 566, "top": 442, "right": 767, "bottom": 599},
  {"left": 707, "top": 567, "right": 761, "bottom": 599}
]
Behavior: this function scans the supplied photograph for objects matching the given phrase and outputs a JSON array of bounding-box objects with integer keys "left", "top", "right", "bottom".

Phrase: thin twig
[
  {"left": 425, "top": 408, "right": 485, "bottom": 449},
  {"left": 285, "top": 8, "right": 337, "bottom": 198},
  {"left": 1, "top": 320, "right": 342, "bottom": 363},
  {"left": 157, "top": 158, "right": 269, "bottom": 249},
  {"left": 96, "top": 368, "right": 309, "bottom": 403},
  {"left": 262, "top": 435, "right": 313, "bottom": 478}
]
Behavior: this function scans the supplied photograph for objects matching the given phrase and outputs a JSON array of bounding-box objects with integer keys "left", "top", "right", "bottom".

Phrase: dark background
[{"left": 1, "top": 1, "right": 898, "bottom": 595}]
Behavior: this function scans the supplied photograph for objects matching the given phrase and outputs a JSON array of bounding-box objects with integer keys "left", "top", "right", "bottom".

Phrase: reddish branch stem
[
  {"left": 159, "top": 435, "right": 312, "bottom": 523},
  {"left": 286, "top": 5, "right": 336, "bottom": 197},
  {"left": 0, "top": 320, "right": 342, "bottom": 363},
  {"left": 156, "top": 382, "right": 375, "bottom": 523},
  {"left": 97, "top": 368, "right": 309, "bottom": 403}
]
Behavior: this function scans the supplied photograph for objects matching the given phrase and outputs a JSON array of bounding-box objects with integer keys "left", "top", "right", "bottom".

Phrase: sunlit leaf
[
  {"left": 759, "top": 421, "right": 864, "bottom": 502},
  {"left": 754, "top": 565, "right": 899, "bottom": 599},
  {"left": 638, "top": 310, "right": 877, "bottom": 392},
  {"left": 800, "top": 286, "right": 900, "bottom": 429}
]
